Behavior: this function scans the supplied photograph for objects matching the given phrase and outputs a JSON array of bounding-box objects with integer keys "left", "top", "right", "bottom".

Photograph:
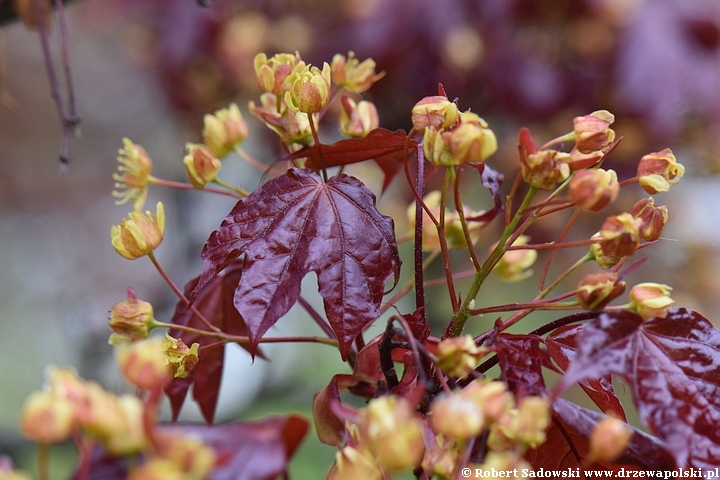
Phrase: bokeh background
[{"left": 1, "top": 0, "right": 720, "bottom": 477}]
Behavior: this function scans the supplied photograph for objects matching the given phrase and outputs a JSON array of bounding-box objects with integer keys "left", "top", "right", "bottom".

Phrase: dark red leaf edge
[
  {"left": 545, "top": 323, "right": 627, "bottom": 421},
  {"left": 165, "top": 263, "right": 261, "bottom": 424},
  {"left": 71, "top": 416, "right": 309, "bottom": 480},
  {"left": 492, "top": 333, "right": 557, "bottom": 397},
  {"left": 557, "top": 308, "right": 720, "bottom": 470},
  {"left": 288, "top": 128, "right": 416, "bottom": 193},
  {"left": 192, "top": 168, "right": 401, "bottom": 360}
]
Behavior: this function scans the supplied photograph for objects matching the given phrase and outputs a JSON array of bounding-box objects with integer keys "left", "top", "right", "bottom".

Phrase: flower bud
[
  {"left": 492, "top": 235, "right": 538, "bottom": 282},
  {"left": 331, "top": 51, "right": 385, "bottom": 93},
  {"left": 19, "top": 391, "right": 75, "bottom": 443},
  {"left": 330, "top": 446, "right": 382, "bottom": 480},
  {"left": 521, "top": 149, "right": 571, "bottom": 190},
  {"left": 567, "top": 147, "right": 604, "bottom": 171},
  {"left": 577, "top": 272, "right": 626, "bottom": 311},
  {"left": 183, "top": 144, "right": 222, "bottom": 189},
  {"left": 339, "top": 97, "right": 379, "bottom": 138},
  {"left": 108, "top": 288, "right": 157, "bottom": 345},
  {"left": 359, "top": 396, "right": 425, "bottom": 471},
  {"left": 630, "top": 197, "right": 668, "bottom": 242},
  {"left": 599, "top": 213, "right": 642, "bottom": 257},
  {"left": 283, "top": 63, "right": 332, "bottom": 113},
  {"left": 110, "top": 202, "right": 165, "bottom": 260},
  {"left": 431, "top": 393, "right": 484, "bottom": 440},
  {"left": 637, "top": 149, "right": 684, "bottom": 194},
  {"left": 162, "top": 334, "right": 200, "bottom": 379},
  {"left": 423, "top": 126, "right": 453, "bottom": 167},
  {"left": 589, "top": 233, "right": 621, "bottom": 269},
  {"left": 436, "top": 335, "right": 488, "bottom": 378},
  {"left": 629, "top": 283, "right": 674, "bottom": 319},
  {"left": 447, "top": 118, "right": 497, "bottom": 164},
  {"left": 117, "top": 338, "right": 172, "bottom": 390},
  {"left": 514, "top": 396, "right": 550, "bottom": 448},
  {"left": 411, "top": 96, "right": 459, "bottom": 131},
  {"left": 573, "top": 110, "right": 615, "bottom": 154},
  {"left": 253, "top": 52, "right": 303, "bottom": 95},
  {"left": 155, "top": 433, "right": 217, "bottom": 479},
  {"left": 462, "top": 380, "right": 514, "bottom": 424},
  {"left": 202, "top": 103, "right": 248, "bottom": 158},
  {"left": 569, "top": 168, "right": 619, "bottom": 212},
  {"left": 588, "top": 417, "right": 633, "bottom": 463},
  {"left": 112, "top": 138, "right": 153, "bottom": 211},
  {"left": 249, "top": 93, "right": 315, "bottom": 146}
]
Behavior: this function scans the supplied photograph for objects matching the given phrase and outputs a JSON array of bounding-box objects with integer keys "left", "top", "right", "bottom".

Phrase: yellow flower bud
[
  {"left": 330, "top": 446, "right": 382, "bottom": 480},
  {"left": 111, "top": 202, "right": 165, "bottom": 260},
  {"left": 462, "top": 380, "right": 514, "bottom": 424},
  {"left": 339, "top": 97, "right": 379, "bottom": 138},
  {"left": 202, "top": 103, "right": 248, "bottom": 158},
  {"left": 569, "top": 168, "right": 619, "bottom": 212},
  {"left": 155, "top": 433, "right": 217, "bottom": 479},
  {"left": 513, "top": 396, "right": 550, "bottom": 448},
  {"left": 447, "top": 116, "right": 497, "bottom": 164},
  {"left": 436, "top": 335, "right": 488, "bottom": 378},
  {"left": 162, "top": 334, "right": 200, "bottom": 378},
  {"left": 588, "top": 417, "right": 633, "bottom": 463},
  {"left": 411, "top": 96, "right": 459, "bottom": 131},
  {"left": 331, "top": 51, "right": 385, "bottom": 93},
  {"left": 629, "top": 283, "right": 674, "bottom": 319},
  {"left": 253, "top": 52, "right": 303, "bottom": 95},
  {"left": 112, "top": 138, "right": 153, "bottom": 211},
  {"left": 117, "top": 338, "right": 172, "bottom": 390},
  {"left": 108, "top": 289, "right": 158, "bottom": 345},
  {"left": 492, "top": 235, "right": 537, "bottom": 282},
  {"left": 183, "top": 144, "right": 222, "bottom": 189},
  {"left": 637, "top": 148, "right": 684, "bottom": 194},
  {"left": 573, "top": 110, "right": 615, "bottom": 154},
  {"left": 431, "top": 393, "right": 485, "bottom": 440},
  {"left": 283, "top": 63, "right": 332, "bottom": 113},
  {"left": 19, "top": 391, "right": 75, "bottom": 443}
]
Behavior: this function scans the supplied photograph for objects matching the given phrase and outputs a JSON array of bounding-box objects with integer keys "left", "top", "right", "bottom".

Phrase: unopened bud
[
  {"left": 590, "top": 232, "right": 621, "bottom": 269},
  {"left": 577, "top": 272, "right": 626, "bottom": 311},
  {"left": 411, "top": 96, "right": 459, "bottom": 131},
  {"left": 569, "top": 168, "right": 619, "bottom": 212},
  {"left": 202, "top": 103, "right": 248, "bottom": 158},
  {"left": 630, "top": 197, "right": 668, "bottom": 242},
  {"left": 339, "top": 97, "right": 379, "bottom": 138},
  {"left": 629, "top": 283, "right": 674, "bottom": 319},
  {"left": 117, "top": 339, "right": 172, "bottom": 390},
  {"left": 19, "top": 391, "right": 75, "bottom": 443},
  {"left": 436, "top": 335, "right": 488, "bottom": 378},
  {"left": 588, "top": 417, "right": 633, "bottom": 463},
  {"left": 573, "top": 110, "right": 615, "bottom": 154},
  {"left": 184, "top": 144, "right": 222, "bottom": 189},
  {"left": 431, "top": 393, "right": 485, "bottom": 440},
  {"left": 330, "top": 446, "right": 382, "bottom": 480},
  {"left": 423, "top": 126, "right": 453, "bottom": 167},
  {"left": 492, "top": 235, "right": 537, "bottom": 282},
  {"left": 447, "top": 117, "right": 497, "bottom": 164},
  {"left": 599, "top": 213, "right": 642, "bottom": 257},
  {"left": 637, "top": 149, "right": 684, "bottom": 194},
  {"left": 521, "top": 149, "right": 571, "bottom": 190},
  {"left": 462, "top": 380, "right": 514, "bottom": 424},
  {"left": 108, "top": 288, "right": 157, "bottom": 345},
  {"left": 513, "top": 396, "right": 550, "bottom": 448},
  {"left": 567, "top": 147, "right": 604, "bottom": 171}
]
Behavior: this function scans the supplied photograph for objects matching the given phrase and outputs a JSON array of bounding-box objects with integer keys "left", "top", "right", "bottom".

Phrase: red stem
[{"left": 538, "top": 208, "right": 581, "bottom": 291}]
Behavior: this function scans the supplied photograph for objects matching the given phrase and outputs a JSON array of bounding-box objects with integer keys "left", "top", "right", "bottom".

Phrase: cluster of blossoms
[{"left": 19, "top": 345, "right": 211, "bottom": 480}]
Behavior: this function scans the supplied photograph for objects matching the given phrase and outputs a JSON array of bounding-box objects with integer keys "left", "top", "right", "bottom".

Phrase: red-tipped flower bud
[
  {"left": 637, "top": 148, "right": 684, "bottom": 194},
  {"left": 339, "top": 97, "right": 379, "bottom": 138},
  {"left": 110, "top": 202, "right": 165, "bottom": 260},
  {"left": 573, "top": 110, "right": 615, "bottom": 154},
  {"left": 599, "top": 213, "right": 642, "bottom": 257},
  {"left": 411, "top": 96, "right": 459, "bottom": 131},
  {"left": 184, "top": 144, "right": 222, "bottom": 189},
  {"left": 520, "top": 149, "right": 571, "bottom": 190},
  {"left": 577, "top": 272, "right": 626, "bottom": 311},
  {"left": 108, "top": 288, "right": 158, "bottom": 345},
  {"left": 569, "top": 168, "right": 619, "bottom": 212},
  {"left": 630, "top": 197, "right": 668, "bottom": 242},
  {"left": 629, "top": 283, "right": 674, "bottom": 319}
]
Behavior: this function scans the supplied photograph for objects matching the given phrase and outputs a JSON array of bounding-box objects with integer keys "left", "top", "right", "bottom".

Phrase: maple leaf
[
  {"left": 194, "top": 168, "right": 400, "bottom": 360},
  {"left": 557, "top": 308, "right": 720, "bottom": 470},
  {"left": 545, "top": 323, "right": 627, "bottom": 421},
  {"left": 492, "top": 333, "right": 556, "bottom": 397},
  {"left": 164, "top": 263, "right": 260, "bottom": 424},
  {"left": 287, "top": 128, "right": 416, "bottom": 192}
]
